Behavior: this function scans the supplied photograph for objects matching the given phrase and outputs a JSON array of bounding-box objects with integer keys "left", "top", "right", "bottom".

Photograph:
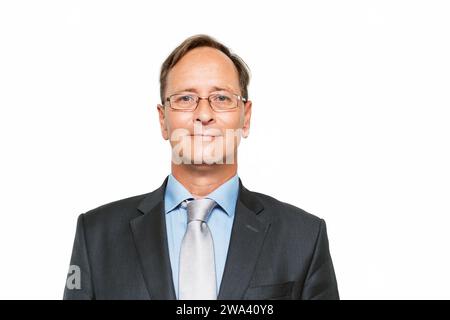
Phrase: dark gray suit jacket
[{"left": 63, "top": 176, "right": 339, "bottom": 300}]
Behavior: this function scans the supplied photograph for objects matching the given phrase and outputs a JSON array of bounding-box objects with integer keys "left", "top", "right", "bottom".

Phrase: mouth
[{"left": 189, "top": 134, "right": 220, "bottom": 141}]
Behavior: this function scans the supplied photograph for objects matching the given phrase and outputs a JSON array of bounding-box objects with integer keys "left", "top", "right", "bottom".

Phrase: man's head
[{"left": 157, "top": 34, "right": 252, "bottom": 166}]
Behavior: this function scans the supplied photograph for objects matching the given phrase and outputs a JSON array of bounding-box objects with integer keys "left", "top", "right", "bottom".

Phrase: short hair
[{"left": 159, "top": 34, "right": 251, "bottom": 104}]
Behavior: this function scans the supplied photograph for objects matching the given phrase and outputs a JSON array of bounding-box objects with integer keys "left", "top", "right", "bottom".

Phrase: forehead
[{"left": 166, "top": 47, "right": 240, "bottom": 93}]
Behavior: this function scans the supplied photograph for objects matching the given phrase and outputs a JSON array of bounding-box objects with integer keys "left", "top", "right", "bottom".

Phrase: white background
[{"left": 0, "top": 0, "right": 449, "bottom": 299}]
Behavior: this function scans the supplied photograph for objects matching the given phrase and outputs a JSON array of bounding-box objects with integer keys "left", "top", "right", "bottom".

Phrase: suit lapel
[
  {"left": 130, "top": 177, "right": 177, "bottom": 300},
  {"left": 129, "top": 176, "right": 271, "bottom": 300},
  {"left": 218, "top": 180, "right": 272, "bottom": 300}
]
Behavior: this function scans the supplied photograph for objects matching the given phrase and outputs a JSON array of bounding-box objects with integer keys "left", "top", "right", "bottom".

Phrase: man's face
[{"left": 158, "top": 47, "right": 252, "bottom": 166}]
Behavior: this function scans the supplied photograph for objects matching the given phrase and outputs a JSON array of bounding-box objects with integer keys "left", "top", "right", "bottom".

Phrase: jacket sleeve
[
  {"left": 301, "top": 218, "right": 340, "bottom": 300},
  {"left": 63, "top": 213, "right": 95, "bottom": 300}
]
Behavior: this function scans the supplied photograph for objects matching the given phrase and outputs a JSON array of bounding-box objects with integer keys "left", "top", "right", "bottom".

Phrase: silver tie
[{"left": 179, "top": 198, "right": 217, "bottom": 300}]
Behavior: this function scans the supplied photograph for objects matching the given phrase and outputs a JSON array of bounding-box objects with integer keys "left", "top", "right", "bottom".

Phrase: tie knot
[{"left": 186, "top": 198, "right": 216, "bottom": 223}]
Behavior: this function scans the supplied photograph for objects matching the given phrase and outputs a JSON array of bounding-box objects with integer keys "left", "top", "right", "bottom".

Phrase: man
[{"left": 63, "top": 34, "right": 339, "bottom": 300}]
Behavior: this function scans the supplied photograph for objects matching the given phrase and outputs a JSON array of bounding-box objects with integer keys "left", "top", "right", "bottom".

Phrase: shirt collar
[{"left": 164, "top": 173, "right": 239, "bottom": 217}]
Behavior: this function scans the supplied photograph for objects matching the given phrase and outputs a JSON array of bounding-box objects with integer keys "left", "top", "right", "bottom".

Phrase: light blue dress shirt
[{"left": 164, "top": 173, "right": 239, "bottom": 299}]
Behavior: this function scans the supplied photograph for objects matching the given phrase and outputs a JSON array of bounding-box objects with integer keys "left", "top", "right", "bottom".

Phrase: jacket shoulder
[
  {"left": 248, "top": 189, "right": 324, "bottom": 226},
  {"left": 246, "top": 189, "right": 327, "bottom": 246},
  {"left": 81, "top": 192, "right": 151, "bottom": 229}
]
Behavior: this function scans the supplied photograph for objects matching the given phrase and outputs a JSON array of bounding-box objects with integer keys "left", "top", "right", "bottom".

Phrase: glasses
[{"left": 165, "top": 91, "right": 247, "bottom": 112}]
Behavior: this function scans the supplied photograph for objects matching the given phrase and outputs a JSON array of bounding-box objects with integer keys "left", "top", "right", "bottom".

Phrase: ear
[
  {"left": 241, "top": 100, "right": 252, "bottom": 138},
  {"left": 157, "top": 104, "right": 169, "bottom": 140}
]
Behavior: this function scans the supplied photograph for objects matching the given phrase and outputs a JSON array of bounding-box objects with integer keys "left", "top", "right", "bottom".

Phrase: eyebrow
[{"left": 176, "top": 86, "right": 232, "bottom": 94}]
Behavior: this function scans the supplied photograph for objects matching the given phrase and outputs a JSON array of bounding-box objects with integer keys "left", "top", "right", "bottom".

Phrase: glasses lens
[
  {"left": 210, "top": 92, "right": 237, "bottom": 110},
  {"left": 170, "top": 94, "right": 197, "bottom": 110}
]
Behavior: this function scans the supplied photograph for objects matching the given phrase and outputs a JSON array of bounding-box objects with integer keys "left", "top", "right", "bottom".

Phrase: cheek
[
  {"left": 218, "top": 112, "right": 243, "bottom": 129},
  {"left": 166, "top": 112, "right": 192, "bottom": 132}
]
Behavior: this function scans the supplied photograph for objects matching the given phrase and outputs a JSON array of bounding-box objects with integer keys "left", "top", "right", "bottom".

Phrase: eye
[
  {"left": 174, "top": 95, "right": 195, "bottom": 103},
  {"left": 212, "top": 94, "right": 232, "bottom": 102}
]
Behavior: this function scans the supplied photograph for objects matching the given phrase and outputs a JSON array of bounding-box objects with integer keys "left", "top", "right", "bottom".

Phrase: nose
[{"left": 194, "top": 97, "right": 215, "bottom": 125}]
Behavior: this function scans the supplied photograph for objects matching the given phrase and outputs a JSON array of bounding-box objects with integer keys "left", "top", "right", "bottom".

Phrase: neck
[{"left": 171, "top": 162, "right": 237, "bottom": 199}]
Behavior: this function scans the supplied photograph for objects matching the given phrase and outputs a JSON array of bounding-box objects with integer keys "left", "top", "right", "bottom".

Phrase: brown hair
[{"left": 159, "top": 34, "right": 251, "bottom": 104}]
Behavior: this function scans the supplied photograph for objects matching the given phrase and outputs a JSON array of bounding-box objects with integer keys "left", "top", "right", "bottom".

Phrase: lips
[
  {"left": 189, "top": 134, "right": 219, "bottom": 141},
  {"left": 190, "top": 134, "right": 220, "bottom": 137}
]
